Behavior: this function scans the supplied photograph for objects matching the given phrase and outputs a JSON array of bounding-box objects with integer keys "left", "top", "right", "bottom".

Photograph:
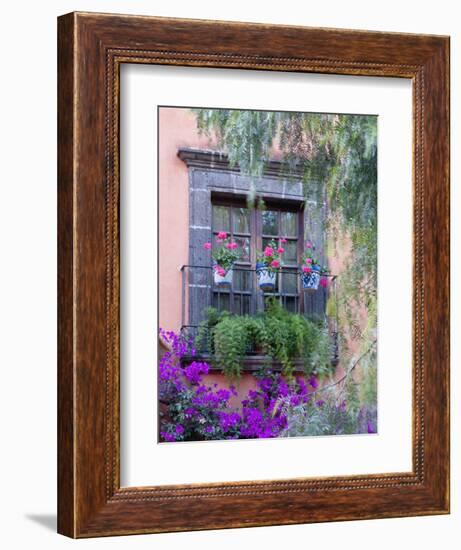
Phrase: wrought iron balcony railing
[{"left": 180, "top": 264, "right": 336, "bottom": 324}]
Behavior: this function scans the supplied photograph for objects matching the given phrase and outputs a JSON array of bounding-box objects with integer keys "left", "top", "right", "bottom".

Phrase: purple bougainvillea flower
[
  {"left": 217, "top": 388, "right": 231, "bottom": 401},
  {"left": 297, "top": 377, "right": 307, "bottom": 394},
  {"left": 184, "top": 407, "right": 196, "bottom": 418},
  {"left": 278, "top": 380, "right": 289, "bottom": 397},
  {"left": 290, "top": 394, "right": 301, "bottom": 406},
  {"left": 258, "top": 377, "right": 272, "bottom": 392},
  {"left": 308, "top": 375, "right": 319, "bottom": 389},
  {"left": 184, "top": 361, "right": 209, "bottom": 384},
  {"left": 160, "top": 431, "right": 176, "bottom": 442},
  {"left": 248, "top": 389, "right": 260, "bottom": 401},
  {"left": 218, "top": 411, "right": 241, "bottom": 431}
]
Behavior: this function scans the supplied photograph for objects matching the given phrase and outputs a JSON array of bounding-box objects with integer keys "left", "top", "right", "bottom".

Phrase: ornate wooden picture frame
[{"left": 57, "top": 12, "right": 450, "bottom": 537}]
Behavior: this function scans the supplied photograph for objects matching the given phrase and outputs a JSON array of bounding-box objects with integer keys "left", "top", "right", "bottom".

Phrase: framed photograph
[{"left": 58, "top": 12, "right": 450, "bottom": 537}]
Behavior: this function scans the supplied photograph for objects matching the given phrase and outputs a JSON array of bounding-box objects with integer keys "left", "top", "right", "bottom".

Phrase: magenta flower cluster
[
  {"left": 257, "top": 239, "right": 285, "bottom": 270},
  {"left": 203, "top": 231, "right": 241, "bottom": 275}
]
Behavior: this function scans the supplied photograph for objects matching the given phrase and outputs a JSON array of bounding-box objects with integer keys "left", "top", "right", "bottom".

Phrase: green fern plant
[
  {"left": 213, "top": 315, "right": 250, "bottom": 378},
  {"left": 195, "top": 307, "right": 229, "bottom": 355},
  {"left": 196, "top": 300, "right": 333, "bottom": 378}
]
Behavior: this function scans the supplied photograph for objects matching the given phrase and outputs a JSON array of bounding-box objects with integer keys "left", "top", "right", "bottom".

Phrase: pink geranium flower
[
  {"left": 305, "top": 257, "right": 312, "bottom": 264},
  {"left": 319, "top": 276, "right": 328, "bottom": 288},
  {"left": 302, "top": 265, "right": 312, "bottom": 274},
  {"left": 214, "top": 265, "right": 226, "bottom": 277},
  {"left": 305, "top": 241, "right": 313, "bottom": 249},
  {"left": 217, "top": 231, "right": 227, "bottom": 240},
  {"left": 263, "top": 246, "right": 274, "bottom": 257},
  {"left": 280, "top": 238, "right": 287, "bottom": 244},
  {"left": 226, "top": 242, "right": 238, "bottom": 250},
  {"left": 277, "top": 247, "right": 285, "bottom": 254},
  {"left": 271, "top": 260, "right": 280, "bottom": 268},
  {"left": 203, "top": 242, "right": 212, "bottom": 250}
]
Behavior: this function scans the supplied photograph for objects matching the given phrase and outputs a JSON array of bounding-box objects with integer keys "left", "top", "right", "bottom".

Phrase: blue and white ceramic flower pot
[
  {"left": 301, "top": 264, "right": 321, "bottom": 291},
  {"left": 256, "top": 262, "right": 277, "bottom": 291},
  {"left": 213, "top": 266, "right": 233, "bottom": 285}
]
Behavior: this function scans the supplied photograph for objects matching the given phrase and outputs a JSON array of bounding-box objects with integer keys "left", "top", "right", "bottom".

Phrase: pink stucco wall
[{"left": 158, "top": 108, "right": 214, "bottom": 334}]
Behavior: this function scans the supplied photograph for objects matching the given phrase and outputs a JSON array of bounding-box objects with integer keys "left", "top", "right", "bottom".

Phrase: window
[
  {"left": 261, "top": 207, "right": 300, "bottom": 313},
  {"left": 212, "top": 201, "right": 253, "bottom": 315},
  {"left": 179, "top": 148, "right": 327, "bottom": 330},
  {"left": 211, "top": 198, "right": 303, "bottom": 315}
]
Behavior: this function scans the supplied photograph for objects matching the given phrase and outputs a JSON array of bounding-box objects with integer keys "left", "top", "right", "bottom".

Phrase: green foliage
[
  {"left": 262, "top": 299, "right": 332, "bottom": 377},
  {"left": 197, "top": 301, "right": 333, "bottom": 379},
  {"left": 280, "top": 395, "right": 374, "bottom": 437},
  {"left": 213, "top": 315, "right": 250, "bottom": 378}
]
